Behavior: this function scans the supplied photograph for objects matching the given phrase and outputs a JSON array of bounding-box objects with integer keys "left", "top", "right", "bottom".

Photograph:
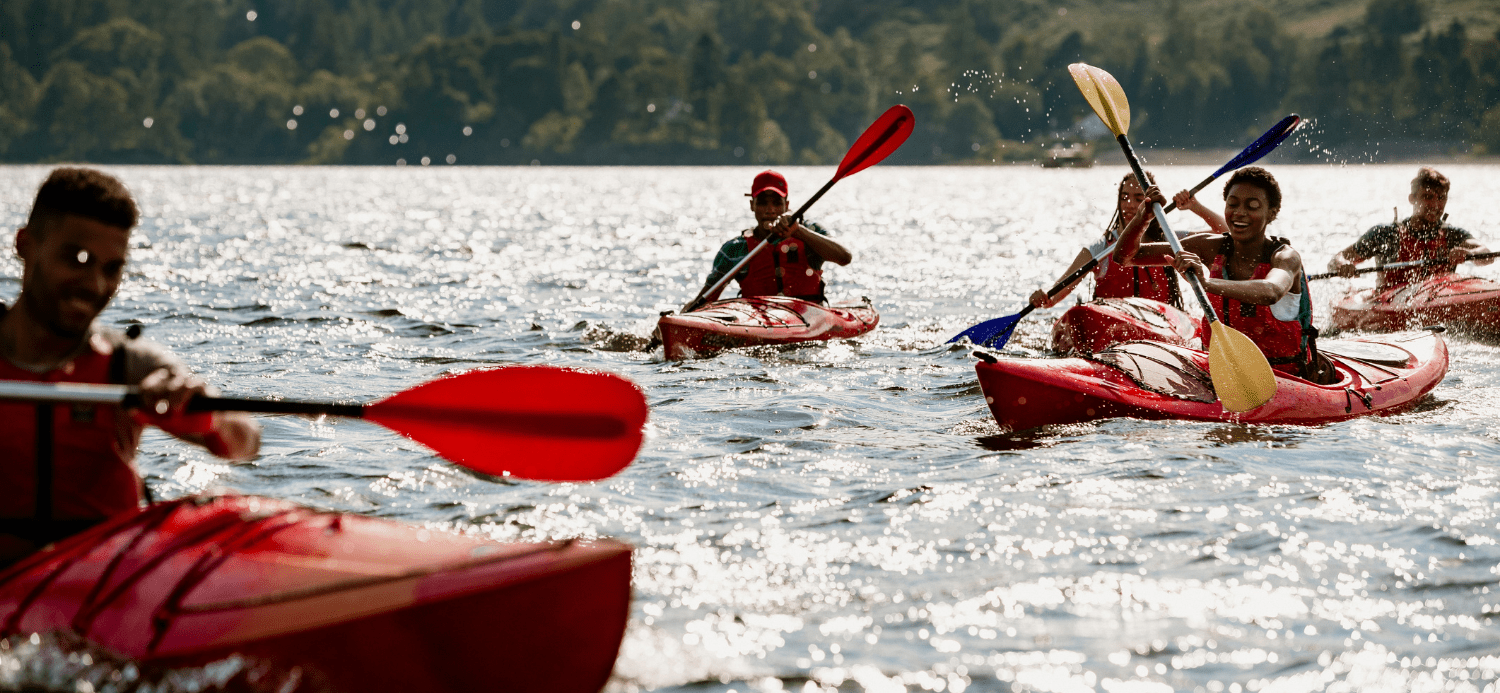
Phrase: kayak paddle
[
  {"left": 1307, "top": 249, "right": 1500, "bottom": 280},
  {"left": 949, "top": 114, "right": 1303, "bottom": 348},
  {"left": 1069, "top": 62, "right": 1277, "bottom": 413},
  {"left": 647, "top": 104, "right": 915, "bottom": 349},
  {"left": 0, "top": 366, "right": 648, "bottom": 482}
]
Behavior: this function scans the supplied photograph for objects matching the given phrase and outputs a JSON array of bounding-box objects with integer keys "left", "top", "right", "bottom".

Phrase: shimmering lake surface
[{"left": 1, "top": 164, "right": 1498, "bottom": 692}]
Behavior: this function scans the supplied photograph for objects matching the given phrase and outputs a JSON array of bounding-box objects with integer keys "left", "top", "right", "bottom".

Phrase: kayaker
[
  {"left": 1326, "top": 167, "right": 1492, "bottom": 289},
  {"left": 1115, "top": 167, "right": 1336, "bottom": 384},
  {"left": 693, "top": 170, "right": 852, "bottom": 305},
  {"left": 0, "top": 167, "right": 261, "bottom": 567},
  {"left": 1028, "top": 171, "right": 1227, "bottom": 309}
]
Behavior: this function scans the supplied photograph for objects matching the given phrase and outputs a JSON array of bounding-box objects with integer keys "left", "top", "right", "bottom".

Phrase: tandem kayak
[
  {"left": 1051, "top": 298, "right": 1202, "bottom": 355},
  {"left": 1330, "top": 272, "right": 1500, "bottom": 335},
  {"left": 658, "top": 296, "right": 879, "bottom": 360},
  {"left": 0, "top": 493, "right": 630, "bottom": 691},
  {"left": 975, "top": 330, "right": 1446, "bottom": 432}
]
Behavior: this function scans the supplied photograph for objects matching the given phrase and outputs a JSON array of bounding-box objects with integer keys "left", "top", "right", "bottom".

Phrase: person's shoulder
[
  {"left": 1443, "top": 221, "right": 1473, "bottom": 239},
  {"left": 95, "top": 326, "right": 189, "bottom": 384}
]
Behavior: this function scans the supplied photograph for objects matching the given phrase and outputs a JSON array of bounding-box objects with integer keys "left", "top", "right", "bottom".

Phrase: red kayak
[
  {"left": 1051, "top": 298, "right": 1202, "bottom": 355},
  {"left": 976, "top": 330, "right": 1446, "bottom": 432},
  {"left": 1330, "top": 272, "right": 1500, "bottom": 334},
  {"left": 0, "top": 493, "right": 630, "bottom": 691},
  {"left": 658, "top": 296, "right": 878, "bottom": 360}
]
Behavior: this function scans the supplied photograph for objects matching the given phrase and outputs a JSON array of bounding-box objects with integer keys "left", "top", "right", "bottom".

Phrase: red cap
[{"left": 749, "top": 170, "right": 788, "bottom": 198}]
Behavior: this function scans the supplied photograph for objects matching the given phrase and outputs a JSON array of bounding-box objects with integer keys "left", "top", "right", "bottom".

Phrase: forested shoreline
[{"left": 2, "top": 0, "right": 1497, "bottom": 165}]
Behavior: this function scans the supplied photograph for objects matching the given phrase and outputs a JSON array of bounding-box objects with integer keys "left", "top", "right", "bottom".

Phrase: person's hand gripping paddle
[
  {"left": 1068, "top": 62, "right": 1278, "bottom": 413},
  {"left": 948, "top": 114, "right": 1302, "bottom": 349},
  {"left": 647, "top": 105, "right": 915, "bottom": 349}
]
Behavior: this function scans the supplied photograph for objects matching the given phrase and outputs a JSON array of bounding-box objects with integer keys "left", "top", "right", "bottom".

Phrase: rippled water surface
[{"left": 2, "top": 164, "right": 1499, "bottom": 692}]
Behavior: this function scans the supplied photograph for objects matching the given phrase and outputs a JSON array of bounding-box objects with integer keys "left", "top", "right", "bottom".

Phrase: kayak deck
[
  {"left": 1331, "top": 272, "right": 1500, "bottom": 334},
  {"left": 0, "top": 494, "right": 631, "bottom": 692},
  {"left": 975, "top": 331, "right": 1447, "bottom": 432},
  {"left": 659, "top": 296, "right": 879, "bottom": 360},
  {"left": 1051, "top": 297, "right": 1202, "bottom": 355}
]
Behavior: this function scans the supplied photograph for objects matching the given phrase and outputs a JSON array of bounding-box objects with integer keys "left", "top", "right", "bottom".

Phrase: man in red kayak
[
  {"left": 1326, "top": 167, "right": 1492, "bottom": 289},
  {"left": 0, "top": 168, "right": 261, "bottom": 567},
  {"left": 1115, "top": 167, "right": 1335, "bottom": 383},
  {"left": 694, "top": 170, "right": 852, "bottom": 305}
]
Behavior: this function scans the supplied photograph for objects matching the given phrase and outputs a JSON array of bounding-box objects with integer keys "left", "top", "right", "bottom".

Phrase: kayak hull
[
  {"left": 976, "top": 331, "right": 1447, "bottom": 432},
  {"left": 1330, "top": 273, "right": 1500, "bottom": 334},
  {"left": 1051, "top": 298, "right": 1202, "bottom": 354},
  {"left": 0, "top": 494, "right": 631, "bottom": 692},
  {"left": 659, "top": 296, "right": 878, "bottom": 360}
]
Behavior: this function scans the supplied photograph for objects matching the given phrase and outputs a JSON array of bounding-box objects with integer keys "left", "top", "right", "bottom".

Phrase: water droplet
[
  {"left": 363, "top": 119, "right": 375, "bottom": 131},
  {"left": 647, "top": 103, "right": 656, "bottom": 113},
  {"left": 343, "top": 129, "right": 354, "bottom": 140},
  {"left": 420, "top": 156, "right": 431, "bottom": 166},
  {"left": 246, "top": 9, "right": 257, "bottom": 21},
  {"left": 571, "top": 20, "right": 581, "bottom": 30},
  {"left": 446, "top": 154, "right": 456, "bottom": 164},
  {"left": 287, "top": 119, "right": 298, "bottom": 130},
  {"left": 376, "top": 106, "right": 387, "bottom": 116},
  {"left": 329, "top": 108, "right": 339, "bottom": 118},
  {"left": 293, "top": 105, "right": 303, "bottom": 116},
  {"left": 808, "top": 44, "right": 817, "bottom": 52},
  {"left": 142, "top": 117, "right": 153, "bottom": 128},
  {"left": 463, "top": 126, "right": 473, "bottom": 136}
]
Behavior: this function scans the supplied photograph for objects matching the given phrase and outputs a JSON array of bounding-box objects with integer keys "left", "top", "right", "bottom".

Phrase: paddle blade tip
[
  {"left": 1068, "top": 63, "right": 1129, "bottom": 135},
  {"left": 1207, "top": 323, "right": 1278, "bottom": 413}
]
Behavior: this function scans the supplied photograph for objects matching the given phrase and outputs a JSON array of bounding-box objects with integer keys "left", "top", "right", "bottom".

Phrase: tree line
[{"left": 1, "top": 0, "right": 1496, "bottom": 166}]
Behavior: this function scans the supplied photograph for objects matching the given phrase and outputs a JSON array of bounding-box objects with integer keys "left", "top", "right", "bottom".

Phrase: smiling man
[
  {"left": 0, "top": 168, "right": 260, "bottom": 566},
  {"left": 1327, "top": 167, "right": 1492, "bottom": 289},
  {"left": 692, "top": 170, "right": 852, "bottom": 306}
]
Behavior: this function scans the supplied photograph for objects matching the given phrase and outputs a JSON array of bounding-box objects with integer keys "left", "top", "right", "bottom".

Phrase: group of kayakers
[
  {"left": 1026, "top": 165, "right": 1489, "bottom": 383},
  {"left": 0, "top": 163, "right": 1489, "bottom": 568}
]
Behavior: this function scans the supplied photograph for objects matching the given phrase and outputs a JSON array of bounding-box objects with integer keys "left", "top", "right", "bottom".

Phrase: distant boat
[{"left": 1041, "top": 143, "right": 1094, "bottom": 168}]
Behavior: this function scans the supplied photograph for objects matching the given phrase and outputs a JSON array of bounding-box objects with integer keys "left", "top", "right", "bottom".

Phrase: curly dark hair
[
  {"left": 25, "top": 167, "right": 139, "bottom": 238},
  {"left": 1222, "top": 166, "right": 1281, "bottom": 215},
  {"left": 1410, "top": 166, "right": 1449, "bottom": 195}
]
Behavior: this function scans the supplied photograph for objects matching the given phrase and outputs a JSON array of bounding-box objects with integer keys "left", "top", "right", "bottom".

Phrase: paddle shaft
[
  {"left": 1306, "top": 249, "right": 1500, "bottom": 280},
  {"left": 1117, "top": 135, "right": 1222, "bottom": 324},
  {"left": 0, "top": 380, "right": 372, "bottom": 417}
]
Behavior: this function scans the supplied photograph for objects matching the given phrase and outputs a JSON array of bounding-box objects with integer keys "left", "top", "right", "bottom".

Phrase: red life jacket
[
  {"left": 1205, "top": 235, "right": 1312, "bottom": 371},
  {"left": 0, "top": 331, "right": 144, "bottom": 558},
  {"left": 1092, "top": 222, "right": 1183, "bottom": 308},
  {"left": 737, "top": 234, "right": 824, "bottom": 299},
  {"left": 1094, "top": 260, "right": 1181, "bottom": 306},
  {"left": 1381, "top": 220, "right": 1452, "bottom": 290}
]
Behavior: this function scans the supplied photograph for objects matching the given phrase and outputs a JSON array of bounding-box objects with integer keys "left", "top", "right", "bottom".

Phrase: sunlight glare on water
[{"left": 0, "top": 164, "right": 1498, "bottom": 692}]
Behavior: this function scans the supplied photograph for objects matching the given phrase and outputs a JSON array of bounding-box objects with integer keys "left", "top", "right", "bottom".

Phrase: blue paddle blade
[
  {"left": 947, "top": 312, "right": 1023, "bottom": 348},
  {"left": 1212, "top": 114, "right": 1301, "bottom": 179}
]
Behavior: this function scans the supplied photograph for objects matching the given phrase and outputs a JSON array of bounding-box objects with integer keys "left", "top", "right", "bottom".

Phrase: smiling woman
[{"left": 1113, "top": 166, "right": 1333, "bottom": 384}]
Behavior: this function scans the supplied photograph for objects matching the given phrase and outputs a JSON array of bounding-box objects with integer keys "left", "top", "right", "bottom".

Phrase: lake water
[{"left": 1, "top": 163, "right": 1497, "bottom": 692}]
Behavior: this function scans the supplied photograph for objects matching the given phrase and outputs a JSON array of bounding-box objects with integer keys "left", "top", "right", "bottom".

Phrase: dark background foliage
[{"left": 1, "top": 0, "right": 1497, "bottom": 165}]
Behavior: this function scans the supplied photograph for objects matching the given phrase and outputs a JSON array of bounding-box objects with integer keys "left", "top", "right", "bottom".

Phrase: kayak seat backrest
[{"left": 1089, "top": 341, "right": 1217, "bottom": 403}]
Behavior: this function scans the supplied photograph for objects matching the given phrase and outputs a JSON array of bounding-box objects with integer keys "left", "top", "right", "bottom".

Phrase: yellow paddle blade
[
  {"left": 1068, "top": 63, "right": 1131, "bottom": 136},
  {"left": 1206, "top": 321, "right": 1278, "bottom": 412}
]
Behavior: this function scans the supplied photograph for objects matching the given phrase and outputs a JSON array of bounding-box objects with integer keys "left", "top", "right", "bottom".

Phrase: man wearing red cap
[{"left": 695, "top": 170, "right": 852, "bottom": 304}]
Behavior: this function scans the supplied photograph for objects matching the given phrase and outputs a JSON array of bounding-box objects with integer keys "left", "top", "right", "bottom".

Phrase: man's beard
[{"left": 22, "top": 278, "right": 103, "bottom": 340}]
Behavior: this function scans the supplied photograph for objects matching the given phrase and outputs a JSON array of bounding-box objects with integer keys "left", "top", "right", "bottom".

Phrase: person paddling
[
  {"left": 1326, "top": 167, "right": 1492, "bottom": 288},
  {"left": 1115, "top": 167, "right": 1334, "bottom": 383},
  {"left": 692, "top": 170, "right": 852, "bottom": 306},
  {"left": 0, "top": 168, "right": 261, "bottom": 567},
  {"left": 1029, "top": 171, "right": 1227, "bottom": 309}
]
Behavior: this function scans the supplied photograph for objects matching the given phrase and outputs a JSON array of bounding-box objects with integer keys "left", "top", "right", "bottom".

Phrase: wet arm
[
  {"left": 1198, "top": 246, "right": 1299, "bottom": 305},
  {"left": 1030, "top": 247, "right": 1093, "bottom": 308},
  {"left": 792, "top": 224, "right": 851, "bottom": 266}
]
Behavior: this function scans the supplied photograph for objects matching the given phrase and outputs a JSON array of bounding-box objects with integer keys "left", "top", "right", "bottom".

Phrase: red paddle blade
[
  {"left": 365, "top": 366, "right": 648, "bottom": 482},
  {"left": 835, "top": 104, "right": 915, "bottom": 179}
]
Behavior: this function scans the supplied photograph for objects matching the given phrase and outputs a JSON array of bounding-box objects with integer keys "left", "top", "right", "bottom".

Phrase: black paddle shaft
[
  {"left": 1306, "top": 249, "right": 1500, "bottom": 281},
  {"left": 1117, "top": 134, "right": 1222, "bottom": 324},
  {"left": 178, "top": 395, "right": 366, "bottom": 418}
]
